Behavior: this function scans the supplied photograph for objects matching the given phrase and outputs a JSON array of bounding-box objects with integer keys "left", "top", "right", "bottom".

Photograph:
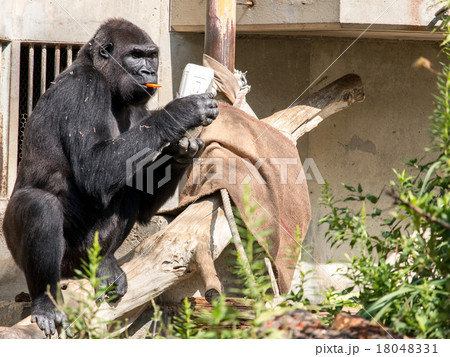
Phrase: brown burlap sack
[{"left": 166, "top": 102, "right": 311, "bottom": 293}]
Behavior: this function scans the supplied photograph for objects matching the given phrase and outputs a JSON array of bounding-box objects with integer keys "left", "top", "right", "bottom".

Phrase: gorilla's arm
[
  {"left": 56, "top": 64, "right": 215, "bottom": 207},
  {"left": 136, "top": 137, "right": 204, "bottom": 223}
]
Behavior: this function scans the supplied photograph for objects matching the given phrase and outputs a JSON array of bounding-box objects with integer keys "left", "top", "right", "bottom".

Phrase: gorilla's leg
[
  {"left": 93, "top": 200, "right": 133, "bottom": 300},
  {"left": 4, "top": 189, "right": 65, "bottom": 336}
]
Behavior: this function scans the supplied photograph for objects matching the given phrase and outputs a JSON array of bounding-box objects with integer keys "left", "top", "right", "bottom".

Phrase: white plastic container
[{"left": 178, "top": 63, "right": 214, "bottom": 97}]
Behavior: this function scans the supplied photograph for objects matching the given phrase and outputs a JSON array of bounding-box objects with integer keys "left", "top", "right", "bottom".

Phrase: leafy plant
[
  {"left": 318, "top": 14, "right": 450, "bottom": 338},
  {"left": 54, "top": 232, "right": 124, "bottom": 339},
  {"left": 170, "top": 297, "right": 201, "bottom": 338}
]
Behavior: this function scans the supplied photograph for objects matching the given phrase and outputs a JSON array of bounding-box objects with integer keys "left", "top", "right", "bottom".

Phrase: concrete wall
[
  {"left": 303, "top": 38, "right": 439, "bottom": 297},
  {"left": 171, "top": 0, "right": 444, "bottom": 40},
  {"left": 170, "top": 32, "right": 441, "bottom": 299}
]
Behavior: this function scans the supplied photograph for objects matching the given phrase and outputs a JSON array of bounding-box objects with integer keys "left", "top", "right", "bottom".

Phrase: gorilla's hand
[
  {"left": 169, "top": 137, "right": 205, "bottom": 165},
  {"left": 164, "top": 93, "right": 219, "bottom": 131}
]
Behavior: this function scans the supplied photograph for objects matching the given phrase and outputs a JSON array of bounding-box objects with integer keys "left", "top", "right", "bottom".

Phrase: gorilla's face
[
  {"left": 92, "top": 22, "right": 160, "bottom": 106},
  {"left": 119, "top": 43, "right": 159, "bottom": 105}
]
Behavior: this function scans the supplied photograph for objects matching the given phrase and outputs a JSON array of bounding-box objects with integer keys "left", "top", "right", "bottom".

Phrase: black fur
[{"left": 3, "top": 18, "right": 218, "bottom": 336}]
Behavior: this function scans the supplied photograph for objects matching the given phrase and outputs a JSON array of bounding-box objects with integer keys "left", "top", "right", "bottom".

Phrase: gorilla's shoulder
[
  {"left": 42, "top": 62, "right": 110, "bottom": 108},
  {"left": 55, "top": 63, "right": 108, "bottom": 88}
]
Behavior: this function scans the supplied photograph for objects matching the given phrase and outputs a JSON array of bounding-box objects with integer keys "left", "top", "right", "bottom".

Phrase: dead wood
[{"left": 262, "top": 74, "right": 364, "bottom": 140}]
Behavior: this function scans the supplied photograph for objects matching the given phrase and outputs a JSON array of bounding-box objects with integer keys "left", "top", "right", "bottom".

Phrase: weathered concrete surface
[
  {"left": 340, "top": 0, "right": 442, "bottom": 28},
  {"left": 171, "top": 0, "right": 339, "bottom": 32},
  {"left": 302, "top": 38, "right": 440, "bottom": 299},
  {"left": 169, "top": 33, "right": 440, "bottom": 301},
  {"left": 170, "top": 33, "right": 311, "bottom": 118},
  {"left": 0, "top": 0, "right": 160, "bottom": 43},
  {"left": 171, "top": 0, "right": 444, "bottom": 40}
]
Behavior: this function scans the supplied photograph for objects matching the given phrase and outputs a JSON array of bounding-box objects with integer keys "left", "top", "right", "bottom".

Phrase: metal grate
[{"left": 17, "top": 43, "right": 82, "bottom": 163}]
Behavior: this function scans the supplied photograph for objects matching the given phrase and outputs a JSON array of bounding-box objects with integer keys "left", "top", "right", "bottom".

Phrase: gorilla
[{"left": 3, "top": 18, "right": 218, "bottom": 336}]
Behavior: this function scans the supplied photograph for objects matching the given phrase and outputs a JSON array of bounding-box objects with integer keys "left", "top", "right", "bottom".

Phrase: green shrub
[
  {"left": 53, "top": 232, "right": 124, "bottom": 338},
  {"left": 318, "top": 14, "right": 450, "bottom": 338}
]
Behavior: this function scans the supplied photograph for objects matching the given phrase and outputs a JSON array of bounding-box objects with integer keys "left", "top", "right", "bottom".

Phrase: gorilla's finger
[
  {"left": 40, "top": 321, "right": 49, "bottom": 336},
  {"left": 54, "top": 311, "right": 65, "bottom": 325},
  {"left": 187, "top": 138, "right": 199, "bottom": 155},
  {"left": 202, "top": 118, "right": 214, "bottom": 126},
  {"left": 208, "top": 99, "right": 218, "bottom": 108},
  {"left": 35, "top": 316, "right": 51, "bottom": 336},
  {"left": 196, "top": 138, "right": 205, "bottom": 151},
  {"left": 50, "top": 321, "right": 56, "bottom": 336},
  {"left": 63, "top": 324, "right": 74, "bottom": 338},
  {"left": 206, "top": 108, "right": 219, "bottom": 120},
  {"left": 177, "top": 137, "right": 189, "bottom": 153},
  {"left": 56, "top": 312, "right": 72, "bottom": 337}
]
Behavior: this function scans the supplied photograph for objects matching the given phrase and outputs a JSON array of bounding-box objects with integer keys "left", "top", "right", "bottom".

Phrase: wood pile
[{"left": 167, "top": 297, "right": 408, "bottom": 339}]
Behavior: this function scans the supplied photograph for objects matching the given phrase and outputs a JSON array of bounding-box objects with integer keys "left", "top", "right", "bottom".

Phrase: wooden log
[
  {"left": 0, "top": 74, "right": 364, "bottom": 339},
  {"left": 262, "top": 74, "right": 365, "bottom": 140}
]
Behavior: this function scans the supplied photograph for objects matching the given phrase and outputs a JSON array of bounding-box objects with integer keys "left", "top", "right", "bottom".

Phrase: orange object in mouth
[{"left": 145, "top": 83, "right": 162, "bottom": 88}]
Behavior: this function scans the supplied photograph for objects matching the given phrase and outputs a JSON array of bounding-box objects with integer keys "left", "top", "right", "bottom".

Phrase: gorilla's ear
[{"left": 99, "top": 43, "right": 114, "bottom": 59}]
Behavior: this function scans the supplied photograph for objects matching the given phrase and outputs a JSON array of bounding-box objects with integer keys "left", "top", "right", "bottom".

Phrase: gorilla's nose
[
  {"left": 139, "top": 68, "right": 151, "bottom": 75},
  {"left": 139, "top": 68, "right": 157, "bottom": 84},
  {"left": 139, "top": 68, "right": 156, "bottom": 76}
]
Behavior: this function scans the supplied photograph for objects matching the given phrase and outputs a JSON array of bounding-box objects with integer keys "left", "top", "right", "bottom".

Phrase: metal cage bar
[
  {"left": 27, "top": 44, "right": 34, "bottom": 117},
  {"left": 18, "top": 43, "right": 81, "bottom": 164},
  {"left": 54, "top": 45, "right": 60, "bottom": 78},
  {"left": 40, "top": 45, "right": 47, "bottom": 96},
  {"left": 67, "top": 45, "right": 72, "bottom": 67}
]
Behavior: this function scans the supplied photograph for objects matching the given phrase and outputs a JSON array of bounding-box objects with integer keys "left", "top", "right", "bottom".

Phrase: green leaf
[
  {"left": 344, "top": 184, "right": 356, "bottom": 192},
  {"left": 344, "top": 197, "right": 357, "bottom": 201},
  {"left": 366, "top": 194, "right": 378, "bottom": 204},
  {"left": 418, "top": 161, "right": 441, "bottom": 198}
]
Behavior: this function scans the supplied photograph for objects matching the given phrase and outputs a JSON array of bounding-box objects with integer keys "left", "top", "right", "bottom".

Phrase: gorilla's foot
[{"left": 31, "top": 297, "right": 66, "bottom": 336}]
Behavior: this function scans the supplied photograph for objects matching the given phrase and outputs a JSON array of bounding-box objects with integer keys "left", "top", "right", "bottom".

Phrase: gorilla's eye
[{"left": 131, "top": 51, "right": 144, "bottom": 59}]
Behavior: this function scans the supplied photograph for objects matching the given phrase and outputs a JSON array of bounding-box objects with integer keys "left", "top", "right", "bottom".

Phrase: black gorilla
[{"left": 3, "top": 18, "right": 218, "bottom": 336}]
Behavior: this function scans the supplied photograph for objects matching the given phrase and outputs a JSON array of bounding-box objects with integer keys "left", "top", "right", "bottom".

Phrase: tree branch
[{"left": 388, "top": 191, "right": 450, "bottom": 231}]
